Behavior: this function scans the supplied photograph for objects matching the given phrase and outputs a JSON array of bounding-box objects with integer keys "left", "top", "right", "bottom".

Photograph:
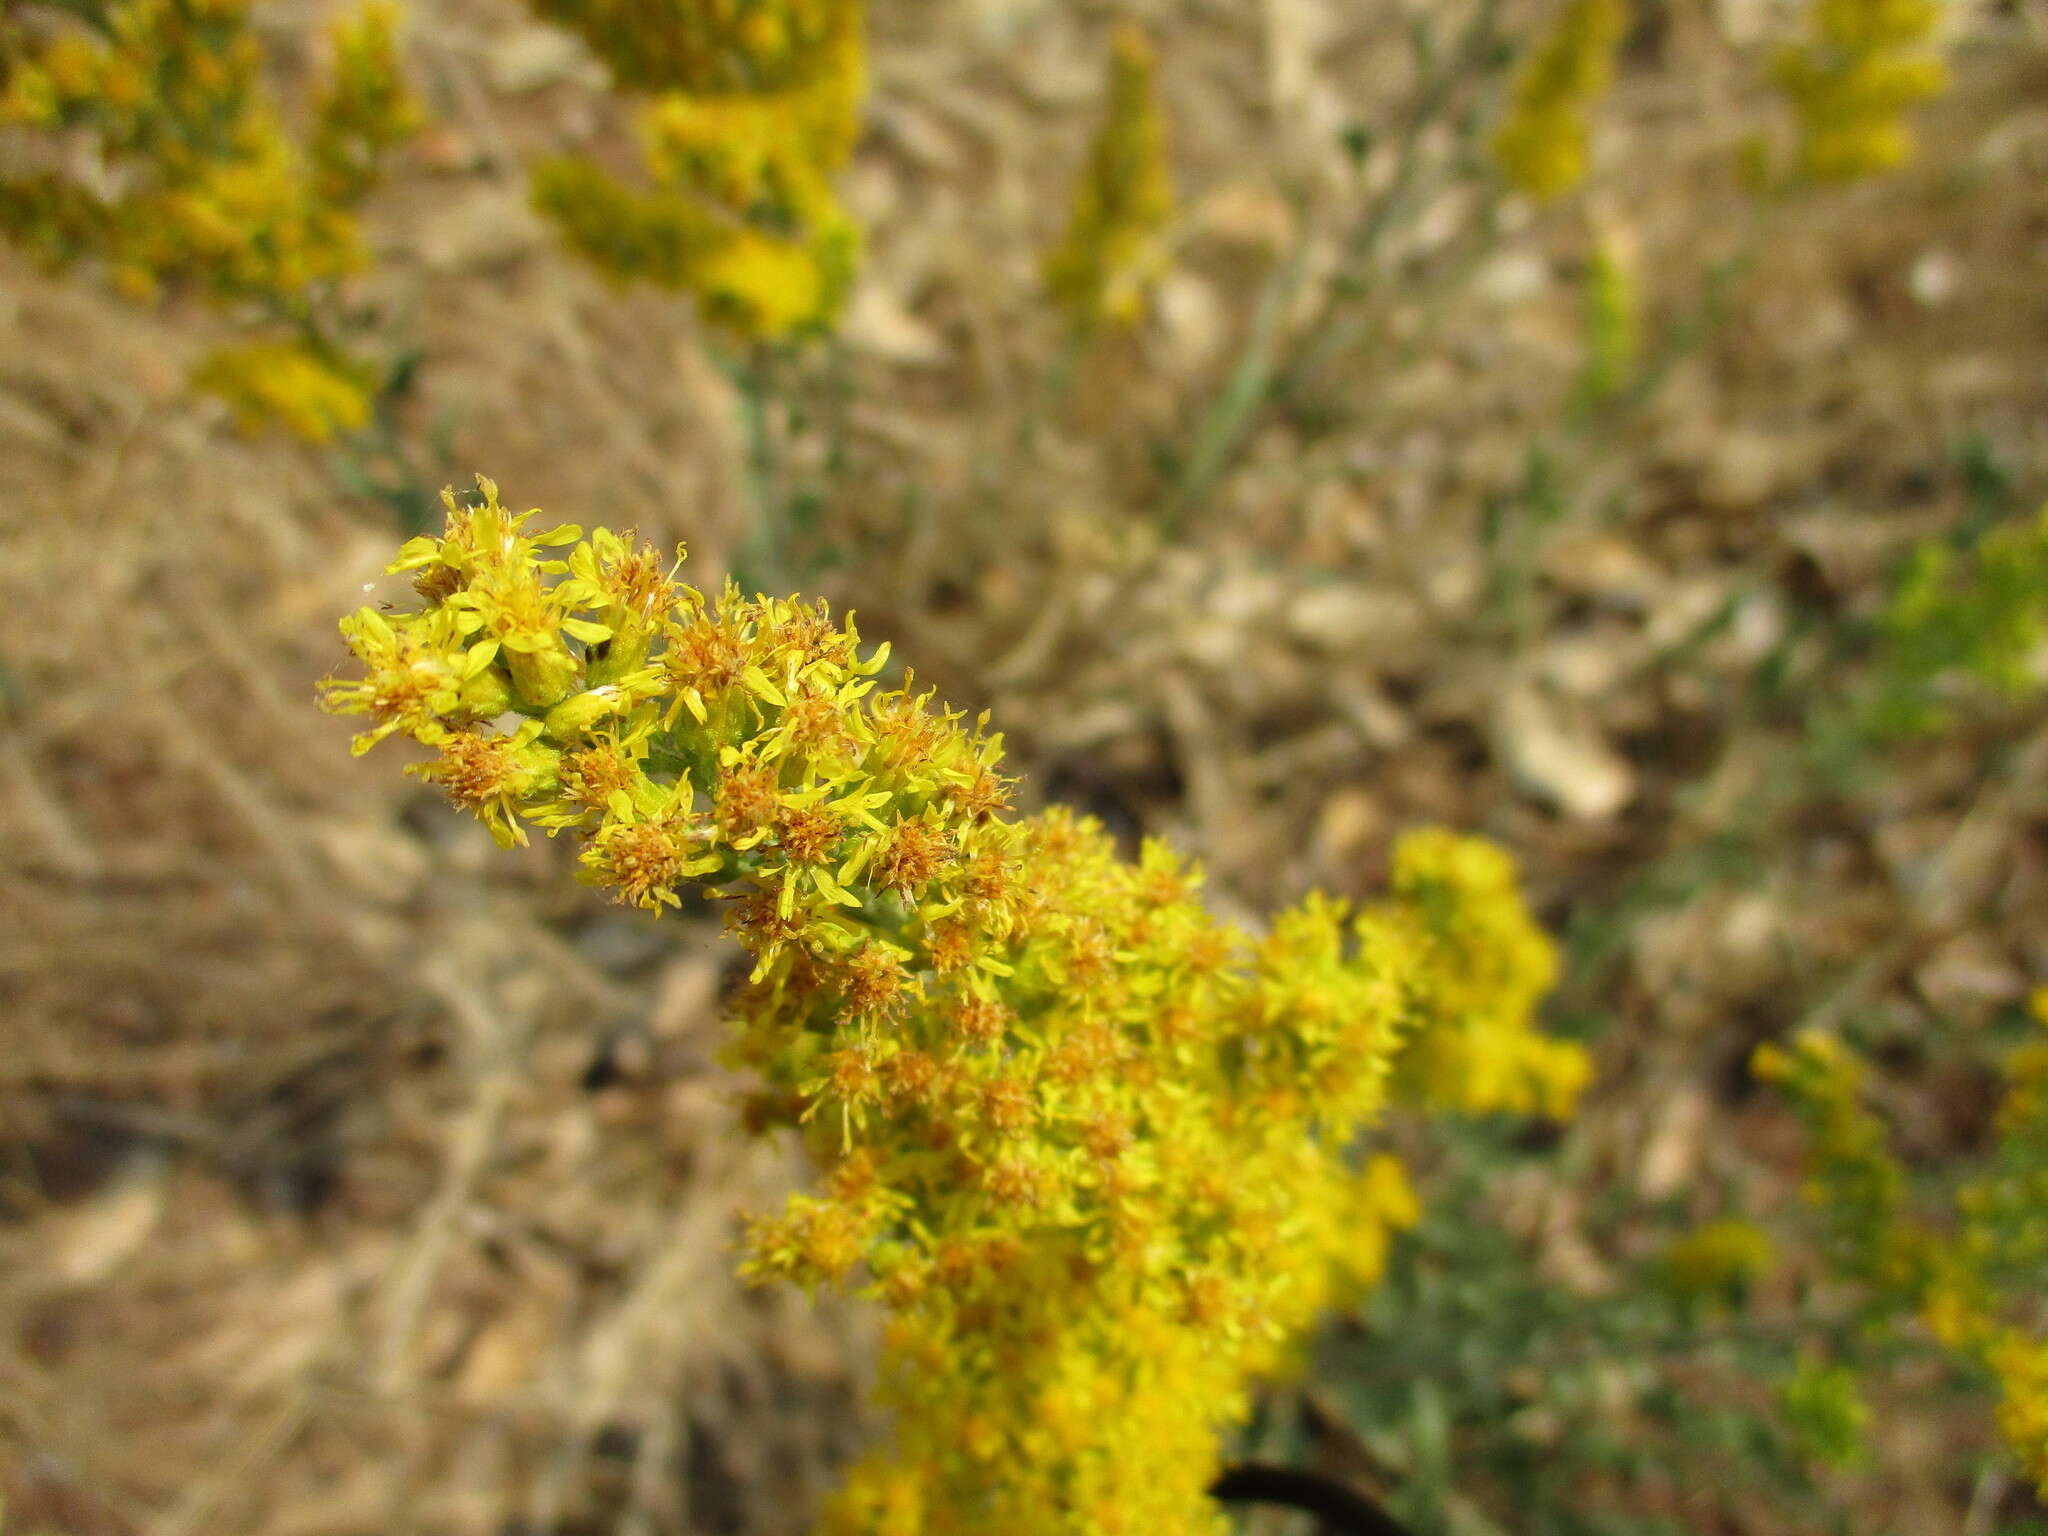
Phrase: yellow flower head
[
  {"left": 0, "top": 0, "right": 419, "bottom": 430},
  {"left": 1764, "top": 1021, "right": 2048, "bottom": 1492},
  {"left": 1379, "top": 829, "right": 1587, "bottom": 1118},
  {"left": 1659, "top": 1219, "right": 1774, "bottom": 1309},
  {"left": 1043, "top": 23, "right": 1175, "bottom": 333},
  {"left": 1992, "top": 1333, "right": 2048, "bottom": 1501},
  {"left": 190, "top": 340, "right": 373, "bottom": 442},
  {"left": 326, "top": 478, "right": 1587, "bottom": 1535},
  {"left": 527, "top": 0, "right": 865, "bottom": 339},
  {"left": 1492, "top": 0, "right": 1627, "bottom": 201},
  {"left": 1770, "top": 0, "right": 1947, "bottom": 182}
]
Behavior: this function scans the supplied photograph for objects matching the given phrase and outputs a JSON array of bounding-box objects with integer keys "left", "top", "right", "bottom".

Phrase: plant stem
[
  {"left": 1211, "top": 1462, "right": 1418, "bottom": 1536},
  {"left": 727, "top": 342, "right": 794, "bottom": 595},
  {"left": 1159, "top": 0, "right": 1506, "bottom": 530}
]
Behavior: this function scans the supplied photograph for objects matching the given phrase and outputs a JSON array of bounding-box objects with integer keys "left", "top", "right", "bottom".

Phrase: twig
[
  {"left": 374, "top": 959, "right": 535, "bottom": 1392},
  {"left": 1963, "top": 1462, "right": 2012, "bottom": 1536},
  {"left": 726, "top": 341, "right": 801, "bottom": 595},
  {"left": 1211, "top": 1462, "right": 1417, "bottom": 1536},
  {"left": 0, "top": 729, "right": 101, "bottom": 882},
  {"left": 1158, "top": 214, "right": 1313, "bottom": 529},
  {"left": 1285, "top": 0, "right": 1507, "bottom": 393},
  {"left": 1161, "top": 0, "right": 1506, "bottom": 528}
]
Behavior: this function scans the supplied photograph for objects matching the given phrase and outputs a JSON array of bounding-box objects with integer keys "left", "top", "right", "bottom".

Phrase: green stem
[
  {"left": 727, "top": 342, "right": 794, "bottom": 596},
  {"left": 1158, "top": 0, "right": 1507, "bottom": 530},
  {"left": 1157, "top": 221, "right": 1312, "bottom": 531}
]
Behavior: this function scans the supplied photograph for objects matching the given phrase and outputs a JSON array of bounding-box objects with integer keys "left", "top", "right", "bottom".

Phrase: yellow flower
[
  {"left": 1659, "top": 1219, "right": 1774, "bottom": 1309},
  {"left": 1043, "top": 23, "right": 1174, "bottom": 333},
  {"left": 327, "top": 478, "right": 1588, "bottom": 1535},
  {"left": 1492, "top": 0, "right": 1627, "bottom": 200},
  {"left": 1992, "top": 1333, "right": 2048, "bottom": 1501},
  {"left": 321, "top": 605, "right": 506, "bottom": 755},
  {"left": 526, "top": 0, "right": 865, "bottom": 339},
  {"left": 1770, "top": 0, "right": 1946, "bottom": 182},
  {"left": 190, "top": 341, "right": 373, "bottom": 443},
  {"left": 409, "top": 720, "right": 562, "bottom": 848},
  {"left": 311, "top": 2, "right": 425, "bottom": 205},
  {"left": 1765, "top": 1018, "right": 2048, "bottom": 1491},
  {"left": 0, "top": 0, "right": 420, "bottom": 430},
  {"left": 1379, "top": 829, "right": 1588, "bottom": 1119}
]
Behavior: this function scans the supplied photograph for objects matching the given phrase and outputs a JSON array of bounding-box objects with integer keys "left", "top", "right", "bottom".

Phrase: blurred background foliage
[{"left": 1, "top": 0, "right": 2046, "bottom": 1533}]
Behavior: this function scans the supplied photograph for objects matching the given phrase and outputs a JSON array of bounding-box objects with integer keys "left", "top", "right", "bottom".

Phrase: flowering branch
[{"left": 323, "top": 476, "right": 1589, "bottom": 1535}]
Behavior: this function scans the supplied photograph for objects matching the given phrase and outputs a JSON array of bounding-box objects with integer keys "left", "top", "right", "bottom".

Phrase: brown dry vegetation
[{"left": 3, "top": 0, "right": 2047, "bottom": 1532}]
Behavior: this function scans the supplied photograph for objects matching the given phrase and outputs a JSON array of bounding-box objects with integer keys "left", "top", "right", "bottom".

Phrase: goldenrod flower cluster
[
  {"left": 1757, "top": 1007, "right": 2048, "bottom": 1498},
  {"left": 0, "top": 0, "right": 418, "bottom": 439},
  {"left": 191, "top": 339, "right": 374, "bottom": 440},
  {"left": 312, "top": 1, "right": 422, "bottom": 206},
  {"left": 323, "top": 478, "right": 1589, "bottom": 1536},
  {"left": 1042, "top": 24, "right": 1173, "bottom": 335},
  {"left": 1872, "top": 504, "right": 2048, "bottom": 735},
  {"left": 529, "top": 0, "right": 863, "bottom": 339},
  {"left": 1769, "top": 0, "right": 1947, "bottom": 182},
  {"left": 1379, "top": 829, "right": 1589, "bottom": 1120},
  {"left": 1491, "top": 0, "right": 1627, "bottom": 202},
  {"left": 1995, "top": 1332, "right": 2048, "bottom": 1505},
  {"left": 1658, "top": 1218, "right": 1774, "bottom": 1312}
]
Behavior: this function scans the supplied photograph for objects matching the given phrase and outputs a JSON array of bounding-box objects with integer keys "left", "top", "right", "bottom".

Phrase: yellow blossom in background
[
  {"left": 1043, "top": 23, "right": 1174, "bottom": 333},
  {"left": 1379, "top": 829, "right": 1588, "bottom": 1119},
  {"left": 1752, "top": 1032, "right": 1916, "bottom": 1294},
  {"left": 1770, "top": 0, "right": 1947, "bottom": 182},
  {"left": 312, "top": 3, "right": 425, "bottom": 205},
  {"left": 1992, "top": 1333, "right": 2048, "bottom": 1501},
  {"left": 325, "top": 477, "right": 1586, "bottom": 1536},
  {"left": 1759, "top": 1015, "right": 2048, "bottom": 1491},
  {"left": 528, "top": 0, "right": 865, "bottom": 340},
  {"left": 530, "top": 0, "right": 853, "bottom": 96},
  {"left": 1660, "top": 1218, "right": 1774, "bottom": 1310},
  {"left": 1492, "top": 0, "right": 1627, "bottom": 201},
  {"left": 0, "top": 0, "right": 419, "bottom": 437},
  {"left": 191, "top": 341, "right": 374, "bottom": 442}
]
